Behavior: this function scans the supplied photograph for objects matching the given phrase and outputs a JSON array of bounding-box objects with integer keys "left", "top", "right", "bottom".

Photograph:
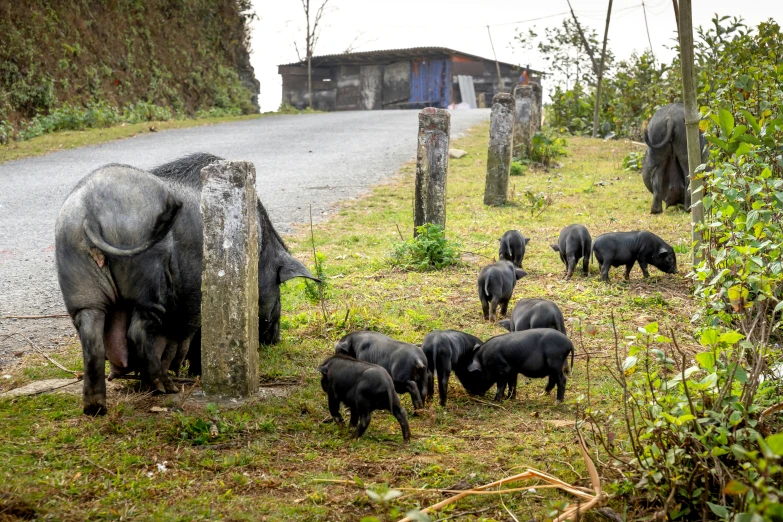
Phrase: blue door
[{"left": 409, "top": 59, "right": 452, "bottom": 108}]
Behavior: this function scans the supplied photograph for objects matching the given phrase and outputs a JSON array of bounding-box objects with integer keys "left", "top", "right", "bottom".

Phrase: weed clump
[
  {"left": 391, "top": 224, "right": 461, "bottom": 271},
  {"left": 510, "top": 160, "right": 526, "bottom": 176},
  {"left": 622, "top": 151, "right": 643, "bottom": 171}
]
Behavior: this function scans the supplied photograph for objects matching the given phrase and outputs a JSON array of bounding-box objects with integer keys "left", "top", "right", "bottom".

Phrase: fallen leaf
[
  {"left": 71, "top": 472, "right": 82, "bottom": 482},
  {"left": 576, "top": 284, "right": 586, "bottom": 292},
  {"left": 531, "top": 411, "right": 540, "bottom": 418},
  {"left": 150, "top": 406, "right": 169, "bottom": 413}
]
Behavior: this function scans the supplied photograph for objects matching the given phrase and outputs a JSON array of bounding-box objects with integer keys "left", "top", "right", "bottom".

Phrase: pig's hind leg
[
  {"left": 493, "top": 378, "right": 508, "bottom": 402},
  {"left": 391, "top": 400, "right": 411, "bottom": 441},
  {"left": 624, "top": 262, "right": 635, "bottom": 280},
  {"left": 75, "top": 309, "right": 108, "bottom": 416},
  {"left": 353, "top": 409, "right": 372, "bottom": 438},
  {"left": 405, "top": 380, "right": 425, "bottom": 410},
  {"left": 507, "top": 373, "right": 518, "bottom": 400},
  {"left": 328, "top": 394, "right": 344, "bottom": 424}
]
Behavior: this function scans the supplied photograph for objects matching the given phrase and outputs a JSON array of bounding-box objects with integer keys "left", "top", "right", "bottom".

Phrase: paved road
[{"left": 0, "top": 109, "right": 489, "bottom": 366}]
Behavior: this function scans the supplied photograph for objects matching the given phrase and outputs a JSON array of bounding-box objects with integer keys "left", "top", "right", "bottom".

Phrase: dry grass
[{"left": 0, "top": 124, "right": 696, "bottom": 521}]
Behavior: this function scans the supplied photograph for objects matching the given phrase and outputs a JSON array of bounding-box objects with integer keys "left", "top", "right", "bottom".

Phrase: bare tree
[{"left": 295, "top": 0, "right": 330, "bottom": 109}]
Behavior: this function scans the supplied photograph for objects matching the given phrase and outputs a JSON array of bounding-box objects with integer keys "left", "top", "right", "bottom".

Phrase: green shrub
[
  {"left": 304, "top": 252, "right": 329, "bottom": 304},
  {"left": 509, "top": 161, "right": 526, "bottom": 176},
  {"left": 529, "top": 132, "right": 567, "bottom": 166},
  {"left": 622, "top": 151, "right": 644, "bottom": 171},
  {"left": 391, "top": 224, "right": 461, "bottom": 271},
  {"left": 0, "top": 120, "right": 12, "bottom": 145}
]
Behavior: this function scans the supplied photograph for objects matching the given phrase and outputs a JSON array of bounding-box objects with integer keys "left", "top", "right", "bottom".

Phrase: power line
[{"left": 641, "top": 0, "right": 656, "bottom": 59}]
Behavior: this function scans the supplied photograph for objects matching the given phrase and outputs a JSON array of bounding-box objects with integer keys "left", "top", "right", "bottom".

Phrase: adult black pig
[
  {"left": 642, "top": 103, "right": 706, "bottom": 214},
  {"left": 421, "top": 330, "right": 483, "bottom": 406},
  {"left": 318, "top": 355, "right": 410, "bottom": 441},
  {"left": 150, "top": 153, "right": 318, "bottom": 355},
  {"left": 334, "top": 331, "right": 428, "bottom": 409},
  {"left": 550, "top": 224, "right": 591, "bottom": 279},
  {"left": 498, "top": 298, "right": 566, "bottom": 335},
  {"left": 592, "top": 231, "right": 677, "bottom": 282},
  {"left": 499, "top": 230, "right": 530, "bottom": 268},
  {"left": 56, "top": 165, "right": 200, "bottom": 415},
  {"left": 462, "top": 329, "right": 575, "bottom": 403},
  {"left": 478, "top": 260, "right": 528, "bottom": 321}
]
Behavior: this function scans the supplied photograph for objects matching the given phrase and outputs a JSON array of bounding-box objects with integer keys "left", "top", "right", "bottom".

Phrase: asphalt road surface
[{"left": 0, "top": 109, "right": 489, "bottom": 367}]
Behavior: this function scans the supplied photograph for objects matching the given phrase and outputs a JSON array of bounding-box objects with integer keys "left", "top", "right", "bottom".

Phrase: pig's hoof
[
  {"left": 83, "top": 403, "right": 107, "bottom": 416},
  {"left": 555, "top": 400, "right": 563, "bottom": 405}
]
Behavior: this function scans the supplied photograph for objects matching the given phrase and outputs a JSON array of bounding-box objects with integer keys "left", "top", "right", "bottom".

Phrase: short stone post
[
  {"left": 477, "top": 93, "right": 487, "bottom": 108},
  {"left": 530, "top": 81, "right": 543, "bottom": 134},
  {"left": 200, "top": 161, "right": 259, "bottom": 398},
  {"left": 484, "top": 93, "right": 515, "bottom": 206},
  {"left": 414, "top": 107, "right": 450, "bottom": 236},
  {"left": 513, "top": 84, "right": 534, "bottom": 158}
]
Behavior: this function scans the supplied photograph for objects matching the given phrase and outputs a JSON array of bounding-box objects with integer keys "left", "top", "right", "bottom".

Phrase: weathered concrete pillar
[
  {"left": 414, "top": 107, "right": 450, "bottom": 236},
  {"left": 513, "top": 85, "right": 534, "bottom": 158},
  {"left": 530, "top": 81, "right": 543, "bottom": 134},
  {"left": 484, "top": 93, "right": 515, "bottom": 206},
  {"left": 200, "top": 161, "right": 259, "bottom": 398},
  {"left": 478, "top": 93, "right": 487, "bottom": 109}
]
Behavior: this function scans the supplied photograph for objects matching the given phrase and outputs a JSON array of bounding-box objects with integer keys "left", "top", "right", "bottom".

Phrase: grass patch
[
  {"left": 0, "top": 113, "right": 264, "bottom": 165},
  {"left": 0, "top": 126, "right": 696, "bottom": 520}
]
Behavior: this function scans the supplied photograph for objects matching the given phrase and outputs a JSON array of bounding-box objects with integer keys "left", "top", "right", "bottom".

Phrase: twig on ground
[
  {"left": 0, "top": 332, "right": 81, "bottom": 378},
  {"left": 460, "top": 250, "right": 494, "bottom": 260},
  {"left": 110, "top": 374, "right": 195, "bottom": 384},
  {"left": 395, "top": 223, "right": 405, "bottom": 242},
  {"left": 438, "top": 507, "right": 490, "bottom": 521},
  {"left": 468, "top": 396, "right": 507, "bottom": 411},
  {"left": 180, "top": 376, "right": 200, "bottom": 408},
  {"left": 83, "top": 457, "right": 117, "bottom": 477}
]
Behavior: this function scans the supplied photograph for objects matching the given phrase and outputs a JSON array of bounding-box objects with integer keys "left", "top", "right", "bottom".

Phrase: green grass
[
  {"left": 0, "top": 112, "right": 290, "bottom": 165},
  {"left": 0, "top": 125, "right": 697, "bottom": 520}
]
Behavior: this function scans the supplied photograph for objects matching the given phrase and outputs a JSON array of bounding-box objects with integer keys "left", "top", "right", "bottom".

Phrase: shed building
[{"left": 278, "top": 47, "right": 541, "bottom": 111}]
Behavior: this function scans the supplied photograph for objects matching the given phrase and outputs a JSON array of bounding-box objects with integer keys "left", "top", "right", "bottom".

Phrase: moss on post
[
  {"left": 414, "top": 107, "right": 451, "bottom": 236},
  {"left": 484, "top": 93, "right": 515, "bottom": 206}
]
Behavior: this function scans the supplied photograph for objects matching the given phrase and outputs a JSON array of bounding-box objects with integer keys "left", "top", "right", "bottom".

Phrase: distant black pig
[
  {"left": 551, "top": 224, "right": 592, "bottom": 279},
  {"left": 318, "top": 355, "right": 410, "bottom": 441},
  {"left": 478, "top": 261, "right": 528, "bottom": 321},
  {"left": 421, "top": 330, "right": 483, "bottom": 406},
  {"left": 334, "top": 331, "right": 428, "bottom": 409},
  {"left": 498, "top": 298, "right": 566, "bottom": 335},
  {"left": 461, "top": 329, "right": 575, "bottom": 403},
  {"left": 592, "top": 231, "right": 677, "bottom": 282},
  {"left": 499, "top": 230, "right": 530, "bottom": 268}
]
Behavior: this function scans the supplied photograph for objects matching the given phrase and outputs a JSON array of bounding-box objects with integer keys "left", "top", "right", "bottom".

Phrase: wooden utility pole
[
  {"left": 592, "top": 0, "right": 613, "bottom": 138},
  {"left": 486, "top": 26, "right": 504, "bottom": 93},
  {"left": 567, "top": 0, "right": 599, "bottom": 76},
  {"left": 678, "top": 0, "right": 703, "bottom": 265}
]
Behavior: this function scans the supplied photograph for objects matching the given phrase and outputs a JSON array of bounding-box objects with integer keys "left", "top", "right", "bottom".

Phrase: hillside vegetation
[{"left": 0, "top": 0, "right": 259, "bottom": 142}]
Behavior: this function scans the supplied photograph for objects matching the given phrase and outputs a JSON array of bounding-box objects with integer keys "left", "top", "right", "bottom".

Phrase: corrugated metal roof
[{"left": 279, "top": 47, "right": 539, "bottom": 73}]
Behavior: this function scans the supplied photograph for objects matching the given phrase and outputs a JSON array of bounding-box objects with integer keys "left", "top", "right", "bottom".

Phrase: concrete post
[
  {"left": 530, "top": 81, "right": 543, "bottom": 134},
  {"left": 414, "top": 107, "right": 450, "bottom": 236},
  {"left": 484, "top": 93, "right": 515, "bottom": 206},
  {"left": 513, "top": 84, "right": 534, "bottom": 158},
  {"left": 200, "top": 161, "right": 259, "bottom": 398},
  {"left": 478, "top": 93, "right": 487, "bottom": 109}
]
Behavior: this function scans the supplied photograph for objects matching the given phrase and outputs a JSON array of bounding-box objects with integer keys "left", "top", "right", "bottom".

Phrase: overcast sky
[{"left": 248, "top": 1, "right": 782, "bottom": 112}]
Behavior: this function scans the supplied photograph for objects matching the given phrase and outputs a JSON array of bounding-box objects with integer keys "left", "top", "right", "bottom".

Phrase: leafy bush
[
  {"left": 509, "top": 161, "right": 526, "bottom": 176},
  {"left": 622, "top": 151, "right": 644, "bottom": 171},
  {"left": 123, "top": 102, "right": 172, "bottom": 123},
  {"left": 529, "top": 132, "right": 567, "bottom": 166},
  {"left": 0, "top": 120, "right": 12, "bottom": 145},
  {"left": 586, "top": 322, "right": 783, "bottom": 520},
  {"left": 391, "top": 224, "right": 461, "bottom": 271}
]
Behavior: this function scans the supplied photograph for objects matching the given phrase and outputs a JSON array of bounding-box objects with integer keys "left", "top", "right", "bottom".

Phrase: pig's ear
[
  {"left": 658, "top": 247, "right": 669, "bottom": 256},
  {"left": 498, "top": 319, "right": 512, "bottom": 331},
  {"left": 317, "top": 365, "right": 328, "bottom": 375},
  {"left": 550, "top": 244, "right": 560, "bottom": 252},
  {"left": 524, "top": 238, "right": 531, "bottom": 245},
  {"left": 467, "top": 359, "right": 482, "bottom": 372},
  {"left": 515, "top": 269, "right": 528, "bottom": 280},
  {"left": 279, "top": 254, "right": 320, "bottom": 283}
]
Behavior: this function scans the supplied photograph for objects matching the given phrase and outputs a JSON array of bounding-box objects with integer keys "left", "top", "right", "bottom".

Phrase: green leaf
[
  {"left": 707, "top": 502, "right": 729, "bottom": 519},
  {"left": 695, "top": 351, "right": 715, "bottom": 370},
  {"left": 719, "top": 331, "right": 744, "bottom": 345},
  {"left": 700, "top": 328, "right": 719, "bottom": 346},
  {"left": 767, "top": 433, "right": 783, "bottom": 456},
  {"left": 724, "top": 480, "right": 749, "bottom": 495},
  {"left": 719, "top": 108, "right": 735, "bottom": 138},
  {"left": 404, "top": 510, "right": 432, "bottom": 522},
  {"left": 677, "top": 414, "right": 696, "bottom": 425},
  {"left": 644, "top": 322, "right": 659, "bottom": 334},
  {"left": 622, "top": 356, "right": 638, "bottom": 372},
  {"left": 735, "top": 142, "right": 751, "bottom": 156},
  {"left": 729, "top": 410, "right": 743, "bottom": 426},
  {"left": 382, "top": 490, "right": 403, "bottom": 501},
  {"left": 739, "top": 109, "right": 760, "bottom": 133},
  {"left": 366, "top": 490, "right": 381, "bottom": 502}
]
